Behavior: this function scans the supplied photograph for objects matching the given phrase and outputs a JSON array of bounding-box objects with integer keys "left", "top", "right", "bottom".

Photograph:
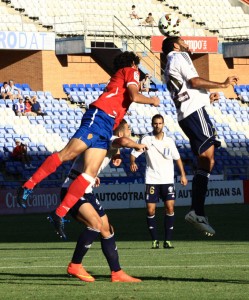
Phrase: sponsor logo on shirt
[{"left": 134, "top": 71, "right": 139, "bottom": 82}]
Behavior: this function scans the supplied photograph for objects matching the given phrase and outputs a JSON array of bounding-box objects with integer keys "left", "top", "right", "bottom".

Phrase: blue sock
[
  {"left": 192, "top": 169, "right": 210, "bottom": 216},
  {"left": 146, "top": 214, "right": 158, "bottom": 241},
  {"left": 101, "top": 234, "right": 121, "bottom": 272},
  {"left": 164, "top": 213, "right": 175, "bottom": 241},
  {"left": 71, "top": 227, "right": 99, "bottom": 264}
]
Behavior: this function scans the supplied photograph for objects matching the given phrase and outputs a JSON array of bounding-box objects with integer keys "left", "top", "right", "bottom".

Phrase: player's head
[
  {"left": 113, "top": 51, "right": 140, "bottom": 72},
  {"left": 152, "top": 114, "right": 164, "bottom": 134},
  {"left": 162, "top": 36, "right": 189, "bottom": 56},
  {"left": 113, "top": 119, "right": 131, "bottom": 138}
]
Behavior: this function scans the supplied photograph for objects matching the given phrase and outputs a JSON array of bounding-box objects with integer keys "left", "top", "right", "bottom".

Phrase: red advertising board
[{"left": 151, "top": 36, "right": 218, "bottom": 53}]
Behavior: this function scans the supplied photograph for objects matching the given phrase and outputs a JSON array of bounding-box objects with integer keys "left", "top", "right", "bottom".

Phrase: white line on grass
[{"left": 1, "top": 264, "right": 249, "bottom": 270}]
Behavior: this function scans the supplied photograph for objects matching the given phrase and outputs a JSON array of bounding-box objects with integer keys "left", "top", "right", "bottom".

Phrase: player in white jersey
[
  {"left": 130, "top": 114, "right": 188, "bottom": 249},
  {"left": 55, "top": 120, "right": 144, "bottom": 283},
  {"left": 162, "top": 36, "right": 239, "bottom": 236}
]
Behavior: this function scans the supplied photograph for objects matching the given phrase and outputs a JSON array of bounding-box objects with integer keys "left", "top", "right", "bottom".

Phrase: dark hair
[
  {"left": 152, "top": 114, "right": 164, "bottom": 124},
  {"left": 3, "top": 81, "right": 7, "bottom": 85},
  {"left": 113, "top": 119, "right": 128, "bottom": 135},
  {"left": 162, "top": 36, "right": 180, "bottom": 57},
  {"left": 113, "top": 51, "right": 140, "bottom": 72}
]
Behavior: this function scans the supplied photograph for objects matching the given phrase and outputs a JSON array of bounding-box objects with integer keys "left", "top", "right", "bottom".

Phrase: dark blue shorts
[
  {"left": 72, "top": 107, "right": 115, "bottom": 150},
  {"left": 60, "top": 188, "right": 106, "bottom": 219},
  {"left": 145, "top": 184, "right": 176, "bottom": 203},
  {"left": 179, "top": 107, "right": 221, "bottom": 155}
]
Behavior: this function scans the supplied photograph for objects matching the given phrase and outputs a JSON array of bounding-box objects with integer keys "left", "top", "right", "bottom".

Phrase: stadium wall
[
  {"left": 1, "top": 49, "right": 249, "bottom": 98},
  {"left": 0, "top": 50, "right": 110, "bottom": 98}
]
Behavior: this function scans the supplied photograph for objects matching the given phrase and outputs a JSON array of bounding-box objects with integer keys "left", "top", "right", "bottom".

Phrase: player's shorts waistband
[{"left": 90, "top": 105, "right": 116, "bottom": 118}]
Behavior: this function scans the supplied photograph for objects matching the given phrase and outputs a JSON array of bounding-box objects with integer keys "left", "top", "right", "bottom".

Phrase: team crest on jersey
[
  {"left": 87, "top": 133, "right": 93, "bottom": 139},
  {"left": 134, "top": 71, "right": 139, "bottom": 82}
]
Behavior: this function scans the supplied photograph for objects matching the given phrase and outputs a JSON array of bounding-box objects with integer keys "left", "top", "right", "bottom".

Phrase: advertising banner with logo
[
  {"left": 0, "top": 180, "right": 244, "bottom": 215},
  {"left": 0, "top": 31, "right": 55, "bottom": 50},
  {"left": 151, "top": 36, "right": 218, "bottom": 53}
]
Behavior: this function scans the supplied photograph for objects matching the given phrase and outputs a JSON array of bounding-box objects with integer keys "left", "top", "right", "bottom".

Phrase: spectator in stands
[
  {"left": 31, "top": 95, "right": 46, "bottom": 116},
  {"left": 140, "top": 74, "right": 152, "bottom": 92},
  {"left": 9, "top": 80, "right": 21, "bottom": 99},
  {"left": 1, "top": 82, "right": 13, "bottom": 100},
  {"left": 162, "top": 36, "right": 239, "bottom": 236},
  {"left": 130, "top": 114, "right": 188, "bottom": 249},
  {"left": 15, "top": 98, "right": 25, "bottom": 116},
  {"left": 129, "top": 5, "right": 141, "bottom": 23},
  {"left": 11, "top": 139, "right": 34, "bottom": 169},
  {"left": 24, "top": 96, "right": 36, "bottom": 116},
  {"left": 17, "top": 51, "right": 160, "bottom": 239},
  {"left": 141, "top": 13, "right": 156, "bottom": 26},
  {"left": 61, "top": 120, "right": 142, "bottom": 282}
]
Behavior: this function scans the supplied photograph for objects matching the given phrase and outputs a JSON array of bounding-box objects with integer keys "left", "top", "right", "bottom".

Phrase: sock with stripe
[
  {"left": 56, "top": 173, "right": 95, "bottom": 217},
  {"left": 146, "top": 214, "right": 158, "bottom": 241},
  {"left": 71, "top": 227, "right": 100, "bottom": 264},
  {"left": 101, "top": 234, "right": 121, "bottom": 272},
  {"left": 192, "top": 169, "right": 210, "bottom": 216},
  {"left": 164, "top": 213, "right": 175, "bottom": 241}
]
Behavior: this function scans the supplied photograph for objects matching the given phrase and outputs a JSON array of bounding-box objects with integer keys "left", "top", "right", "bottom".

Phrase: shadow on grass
[{"left": 0, "top": 273, "right": 249, "bottom": 285}]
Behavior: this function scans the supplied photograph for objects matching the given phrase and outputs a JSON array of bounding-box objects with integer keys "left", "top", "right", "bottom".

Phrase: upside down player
[
  {"left": 59, "top": 120, "right": 143, "bottom": 282},
  {"left": 17, "top": 51, "right": 160, "bottom": 238},
  {"left": 162, "top": 36, "right": 238, "bottom": 236}
]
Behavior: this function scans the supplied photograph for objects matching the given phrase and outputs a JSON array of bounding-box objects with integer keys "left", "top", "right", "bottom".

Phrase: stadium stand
[
  {"left": 1, "top": 81, "right": 248, "bottom": 188},
  {"left": 1, "top": 0, "right": 249, "bottom": 40},
  {"left": 0, "top": 0, "right": 249, "bottom": 188}
]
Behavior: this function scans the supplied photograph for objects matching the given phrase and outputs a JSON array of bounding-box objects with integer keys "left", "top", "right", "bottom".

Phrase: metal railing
[{"left": 53, "top": 14, "right": 165, "bottom": 83}]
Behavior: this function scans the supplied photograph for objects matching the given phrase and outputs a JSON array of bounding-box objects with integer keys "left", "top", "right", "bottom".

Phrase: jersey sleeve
[{"left": 124, "top": 68, "right": 140, "bottom": 89}]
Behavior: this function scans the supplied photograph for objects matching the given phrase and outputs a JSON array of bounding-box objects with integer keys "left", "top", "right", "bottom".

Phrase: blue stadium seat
[
  {"left": 22, "top": 83, "right": 31, "bottom": 91},
  {"left": 70, "top": 84, "right": 77, "bottom": 90},
  {"left": 77, "top": 84, "right": 85, "bottom": 91}
]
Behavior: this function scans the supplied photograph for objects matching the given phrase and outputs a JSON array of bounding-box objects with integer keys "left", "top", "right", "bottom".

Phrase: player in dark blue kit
[{"left": 61, "top": 120, "right": 142, "bottom": 282}]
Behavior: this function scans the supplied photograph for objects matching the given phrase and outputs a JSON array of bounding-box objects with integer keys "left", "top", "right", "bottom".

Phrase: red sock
[
  {"left": 56, "top": 174, "right": 92, "bottom": 217},
  {"left": 23, "top": 153, "right": 62, "bottom": 189}
]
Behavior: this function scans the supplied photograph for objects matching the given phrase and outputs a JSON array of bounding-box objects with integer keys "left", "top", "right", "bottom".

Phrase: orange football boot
[
  {"left": 111, "top": 270, "right": 142, "bottom": 282},
  {"left": 67, "top": 263, "right": 95, "bottom": 282}
]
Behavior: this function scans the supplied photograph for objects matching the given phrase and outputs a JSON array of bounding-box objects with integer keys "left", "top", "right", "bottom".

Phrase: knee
[
  {"left": 89, "top": 216, "right": 103, "bottom": 232},
  {"left": 147, "top": 207, "right": 156, "bottom": 216},
  {"left": 100, "top": 223, "right": 114, "bottom": 238},
  {"left": 166, "top": 207, "right": 174, "bottom": 215}
]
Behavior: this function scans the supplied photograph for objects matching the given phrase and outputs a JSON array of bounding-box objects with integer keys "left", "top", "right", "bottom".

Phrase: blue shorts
[
  {"left": 72, "top": 107, "right": 115, "bottom": 150},
  {"left": 145, "top": 184, "right": 176, "bottom": 203},
  {"left": 179, "top": 107, "right": 221, "bottom": 155},
  {"left": 60, "top": 188, "right": 106, "bottom": 219}
]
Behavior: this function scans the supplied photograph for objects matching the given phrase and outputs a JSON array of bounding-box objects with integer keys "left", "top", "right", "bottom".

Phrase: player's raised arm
[{"left": 127, "top": 84, "right": 160, "bottom": 107}]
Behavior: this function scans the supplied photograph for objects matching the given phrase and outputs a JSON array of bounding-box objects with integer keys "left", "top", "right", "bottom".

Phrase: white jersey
[
  {"left": 131, "top": 133, "right": 180, "bottom": 184},
  {"left": 62, "top": 136, "right": 118, "bottom": 190},
  {"left": 164, "top": 51, "right": 210, "bottom": 121}
]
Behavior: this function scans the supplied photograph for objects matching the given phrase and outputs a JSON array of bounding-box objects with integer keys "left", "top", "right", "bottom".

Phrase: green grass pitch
[{"left": 0, "top": 204, "right": 249, "bottom": 299}]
